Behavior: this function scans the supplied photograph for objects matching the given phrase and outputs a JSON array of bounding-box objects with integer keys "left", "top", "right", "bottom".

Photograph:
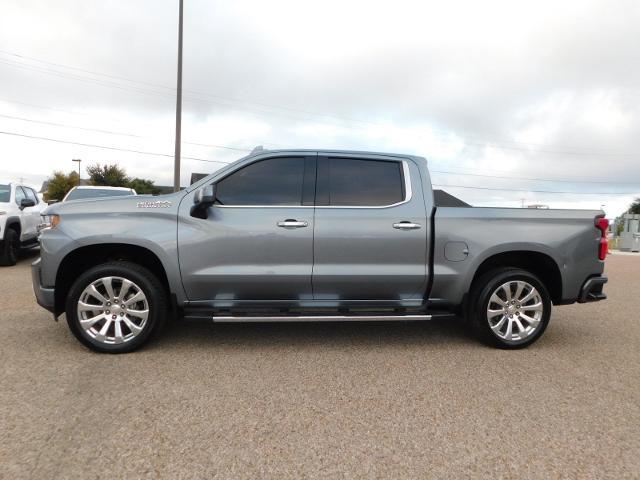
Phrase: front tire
[
  {"left": 65, "top": 261, "right": 167, "bottom": 353},
  {"left": 0, "top": 229, "right": 19, "bottom": 266},
  {"left": 468, "top": 268, "right": 551, "bottom": 349}
]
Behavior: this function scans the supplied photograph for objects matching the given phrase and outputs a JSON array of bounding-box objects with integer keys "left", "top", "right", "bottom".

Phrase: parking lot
[{"left": 0, "top": 251, "right": 638, "bottom": 478}]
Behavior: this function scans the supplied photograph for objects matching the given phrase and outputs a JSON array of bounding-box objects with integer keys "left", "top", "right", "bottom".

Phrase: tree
[
  {"left": 45, "top": 171, "right": 79, "bottom": 202},
  {"left": 128, "top": 177, "right": 160, "bottom": 195},
  {"left": 629, "top": 198, "right": 640, "bottom": 214},
  {"left": 86, "top": 163, "right": 130, "bottom": 187}
]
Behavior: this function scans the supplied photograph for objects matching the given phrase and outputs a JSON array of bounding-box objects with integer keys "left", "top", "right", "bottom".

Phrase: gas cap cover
[{"left": 445, "top": 241, "right": 469, "bottom": 262}]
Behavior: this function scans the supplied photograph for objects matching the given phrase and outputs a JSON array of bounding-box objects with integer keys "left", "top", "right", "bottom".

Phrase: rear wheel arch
[
  {"left": 469, "top": 250, "right": 563, "bottom": 305},
  {"left": 55, "top": 243, "right": 172, "bottom": 314}
]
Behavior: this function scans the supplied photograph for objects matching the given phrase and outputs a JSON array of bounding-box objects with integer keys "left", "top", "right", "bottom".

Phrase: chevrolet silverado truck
[{"left": 32, "top": 150, "right": 608, "bottom": 353}]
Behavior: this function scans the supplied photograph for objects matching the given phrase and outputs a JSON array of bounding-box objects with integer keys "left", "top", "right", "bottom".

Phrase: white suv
[{"left": 0, "top": 182, "right": 48, "bottom": 265}]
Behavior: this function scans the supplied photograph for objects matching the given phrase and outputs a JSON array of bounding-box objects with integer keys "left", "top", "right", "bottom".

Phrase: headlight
[{"left": 39, "top": 214, "right": 60, "bottom": 232}]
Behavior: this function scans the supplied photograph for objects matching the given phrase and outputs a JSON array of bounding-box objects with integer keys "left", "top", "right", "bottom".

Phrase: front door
[
  {"left": 178, "top": 155, "right": 316, "bottom": 303},
  {"left": 312, "top": 155, "right": 428, "bottom": 301}
]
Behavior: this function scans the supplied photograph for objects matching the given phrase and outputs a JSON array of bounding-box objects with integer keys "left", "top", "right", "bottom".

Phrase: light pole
[
  {"left": 72, "top": 158, "right": 82, "bottom": 186},
  {"left": 173, "top": 0, "right": 184, "bottom": 192}
]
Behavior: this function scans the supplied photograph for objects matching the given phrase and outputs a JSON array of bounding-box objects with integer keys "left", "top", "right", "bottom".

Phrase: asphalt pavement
[{"left": 1, "top": 249, "right": 638, "bottom": 479}]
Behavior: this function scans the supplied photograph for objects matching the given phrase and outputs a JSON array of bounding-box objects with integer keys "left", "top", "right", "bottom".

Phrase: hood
[{"left": 43, "top": 191, "right": 186, "bottom": 216}]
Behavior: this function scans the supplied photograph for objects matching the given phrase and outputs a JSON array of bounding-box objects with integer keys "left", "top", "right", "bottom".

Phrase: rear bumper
[
  {"left": 31, "top": 258, "right": 56, "bottom": 313},
  {"left": 577, "top": 275, "right": 607, "bottom": 303}
]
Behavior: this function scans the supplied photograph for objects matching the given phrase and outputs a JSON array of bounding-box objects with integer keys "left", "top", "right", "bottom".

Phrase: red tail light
[{"left": 595, "top": 217, "right": 609, "bottom": 260}]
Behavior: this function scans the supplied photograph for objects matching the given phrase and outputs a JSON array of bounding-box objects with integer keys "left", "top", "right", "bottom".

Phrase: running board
[{"left": 209, "top": 314, "right": 435, "bottom": 323}]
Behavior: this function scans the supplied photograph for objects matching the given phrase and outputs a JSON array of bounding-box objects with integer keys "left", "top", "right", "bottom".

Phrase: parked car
[
  {"left": 0, "top": 182, "right": 48, "bottom": 265},
  {"left": 62, "top": 186, "right": 137, "bottom": 202},
  {"left": 32, "top": 150, "right": 608, "bottom": 353}
]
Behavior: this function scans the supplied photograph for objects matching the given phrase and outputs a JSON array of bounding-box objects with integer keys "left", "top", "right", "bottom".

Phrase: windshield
[
  {"left": 65, "top": 188, "right": 133, "bottom": 201},
  {"left": 0, "top": 184, "right": 10, "bottom": 203}
]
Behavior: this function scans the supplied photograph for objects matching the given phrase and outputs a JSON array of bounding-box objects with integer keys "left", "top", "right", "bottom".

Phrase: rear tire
[
  {"left": 0, "top": 229, "right": 19, "bottom": 266},
  {"left": 468, "top": 268, "right": 551, "bottom": 349},
  {"left": 65, "top": 261, "right": 167, "bottom": 353}
]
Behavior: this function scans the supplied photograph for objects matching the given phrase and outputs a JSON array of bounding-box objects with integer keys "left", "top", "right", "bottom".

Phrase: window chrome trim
[{"left": 214, "top": 160, "right": 412, "bottom": 209}]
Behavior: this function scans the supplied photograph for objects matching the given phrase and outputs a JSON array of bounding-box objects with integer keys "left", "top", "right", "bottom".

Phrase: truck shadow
[{"left": 154, "top": 316, "right": 478, "bottom": 350}]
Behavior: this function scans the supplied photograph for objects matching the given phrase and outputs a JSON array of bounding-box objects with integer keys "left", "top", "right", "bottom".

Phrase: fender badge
[{"left": 137, "top": 200, "right": 172, "bottom": 208}]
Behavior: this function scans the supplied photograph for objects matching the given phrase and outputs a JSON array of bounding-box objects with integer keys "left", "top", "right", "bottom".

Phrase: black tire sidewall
[
  {"left": 65, "top": 262, "right": 166, "bottom": 353},
  {"left": 1, "top": 229, "right": 19, "bottom": 266},
  {"left": 472, "top": 268, "right": 551, "bottom": 349}
]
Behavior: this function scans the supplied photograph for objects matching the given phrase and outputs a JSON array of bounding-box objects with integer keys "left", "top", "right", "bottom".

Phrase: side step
[{"left": 207, "top": 314, "right": 447, "bottom": 323}]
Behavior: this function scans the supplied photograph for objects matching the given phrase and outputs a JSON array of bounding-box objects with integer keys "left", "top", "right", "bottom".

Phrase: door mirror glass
[{"left": 191, "top": 184, "right": 216, "bottom": 218}]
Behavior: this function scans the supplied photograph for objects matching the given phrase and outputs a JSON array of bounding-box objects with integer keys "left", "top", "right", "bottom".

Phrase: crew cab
[
  {"left": 1, "top": 182, "right": 47, "bottom": 265},
  {"left": 31, "top": 150, "right": 608, "bottom": 353}
]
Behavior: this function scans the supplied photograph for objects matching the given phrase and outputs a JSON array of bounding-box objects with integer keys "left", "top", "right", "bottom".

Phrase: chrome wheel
[
  {"left": 486, "top": 280, "right": 544, "bottom": 342},
  {"left": 77, "top": 276, "right": 149, "bottom": 345}
]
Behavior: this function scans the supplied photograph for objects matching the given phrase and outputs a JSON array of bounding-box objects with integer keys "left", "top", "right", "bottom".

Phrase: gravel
[{"left": 1, "top": 250, "right": 638, "bottom": 479}]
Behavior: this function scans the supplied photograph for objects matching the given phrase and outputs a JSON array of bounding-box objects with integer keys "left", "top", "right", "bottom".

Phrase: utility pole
[
  {"left": 72, "top": 158, "right": 82, "bottom": 186},
  {"left": 173, "top": 0, "right": 184, "bottom": 192}
]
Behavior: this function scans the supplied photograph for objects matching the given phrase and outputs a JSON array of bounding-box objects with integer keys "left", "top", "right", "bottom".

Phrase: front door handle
[
  {"left": 277, "top": 219, "right": 308, "bottom": 228},
  {"left": 393, "top": 221, "right": 422, "bottom": 230}
]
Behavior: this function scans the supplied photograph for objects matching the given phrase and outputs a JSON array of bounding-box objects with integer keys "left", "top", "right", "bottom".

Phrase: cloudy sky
[{"left": 1, "top": 0, "right": 639, "bottom": 216}]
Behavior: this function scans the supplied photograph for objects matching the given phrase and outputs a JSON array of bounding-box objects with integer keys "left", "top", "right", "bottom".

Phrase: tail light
[{"left": 595, "top": 217, "right": 609, "bottom": 260}]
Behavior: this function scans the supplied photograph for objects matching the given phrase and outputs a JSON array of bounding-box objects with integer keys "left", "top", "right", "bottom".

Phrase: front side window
[
  {"left": 25, "top": 187, "right": 38, "bottom": 203},
  {"left": 321, "top": 158, "right": 405, "bottom": 206},
  {"left": 215, "top": 157, "right": 305, "bottom": 206},
  {"left": 14, "top": 186, "right": 26, "bottom": 205}
]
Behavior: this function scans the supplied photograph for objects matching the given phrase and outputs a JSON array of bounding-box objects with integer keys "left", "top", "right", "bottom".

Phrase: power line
[
  {"left": 2, "top": 49, "right": 639, "bottom": 157},
  {"left": 0, "top": 130, "right": 233, "bottom": 164},
  {"left": 0, "top": 113, "right": 253, "bottom": 152},
  {"left": 432, "top": 184, "right": 637, "bottom": 195},
  {"left": 430, "top": 169, "right": 640, "bottom": 185}
]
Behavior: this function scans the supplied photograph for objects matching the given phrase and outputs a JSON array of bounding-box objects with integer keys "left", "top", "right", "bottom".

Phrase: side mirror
[
  {"left": 20, "top": 198, "right": 36, "bottom": 210},
  {"left": 190, "top": 184, "right": 216, "bottom": 218}
]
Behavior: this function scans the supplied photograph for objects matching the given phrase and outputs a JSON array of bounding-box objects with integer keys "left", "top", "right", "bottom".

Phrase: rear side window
[
  {"left": 0, "top": 184, "right": 9, "bottom": 203},
  {"left": 215, "top": 157, "right": 305, "bottom": 206},
  {"left": 318, "top": 158, "right": 405, "bottom": 206}
]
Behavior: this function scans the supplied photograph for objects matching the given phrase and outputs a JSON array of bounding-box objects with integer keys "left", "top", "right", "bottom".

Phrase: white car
[
  {"left": 62, "top": 185, "right": 137, "bottom": 202},
  {"left": 0, "top": 182, "right": 48, "bottom": 265}
]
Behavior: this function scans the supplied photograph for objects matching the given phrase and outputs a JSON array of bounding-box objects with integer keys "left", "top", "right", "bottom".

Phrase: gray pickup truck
[{"left": 32, "top": 150, "right": 608, "bottom": 353}]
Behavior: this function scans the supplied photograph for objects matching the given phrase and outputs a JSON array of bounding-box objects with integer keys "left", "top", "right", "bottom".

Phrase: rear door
[
  {"left": 178, "top": 155, "right": 316, "bottom": 303},
  {"left": 312, "top": 155, "right": 428, "bottom": 301}
]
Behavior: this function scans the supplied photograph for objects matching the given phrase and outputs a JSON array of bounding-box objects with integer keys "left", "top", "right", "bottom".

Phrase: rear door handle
[
  {"left": 277, "top": 219, "right": 308, "bottom": 228},
  {"left": 393, "top": 221, "right": 422, "bottom": 230}
]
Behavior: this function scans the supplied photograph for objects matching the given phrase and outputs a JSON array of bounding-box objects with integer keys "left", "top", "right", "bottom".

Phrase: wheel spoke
[
  {"left": 119, "top": 279, "right": 133, "bottom": 301},
  {"left": 101, "top": 277, "right": 116, "bottom": 301},
  {"left": 513, "top": 316, "right": 525, "bottom": 333},
  {"left": 501, "top": 284, "right": 513, "bottom": 302},
  {"left": 123, "top": 316, "right": 143, "bottom": 334},
  {"left": 124, "top": 291, "right": 144, "bottom": 306},
  {"left": 520, "top": 313, "right": 540, "bottom": 328},
  {"left": 487, "top": 308, "right": 504, "bottom": 318},
  {"left": 490, "top": 293, "right": 506, "bottom": 307},
  {"left": 514, "top": 282, "right": 525, "bottom": 302},
  {"left": 80, "top": 313, "right": 103, "bottom": 329},
  {"left": 127, "top": 308, "right": 148, "bottom": 321},
  {"left": 520, "top": 289, "right": 538, "bottom": 304},
  {"left": 78, "top": 301, "right": 102, "bottom": 312},
  {"left": 89, "top": 285, "right": 108, "bottom": 304},
  {"left": 114, "top": 321, "right": 124, "bottom": 344},
  {"left": 504, "top": 318, "right": 514, "bottom": 340},
  {"left": 523, "top": 302, "right": 543, "bottom": 312},
  {"left": 491, "top": 315, "right": 507, "bottom": 332}
]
